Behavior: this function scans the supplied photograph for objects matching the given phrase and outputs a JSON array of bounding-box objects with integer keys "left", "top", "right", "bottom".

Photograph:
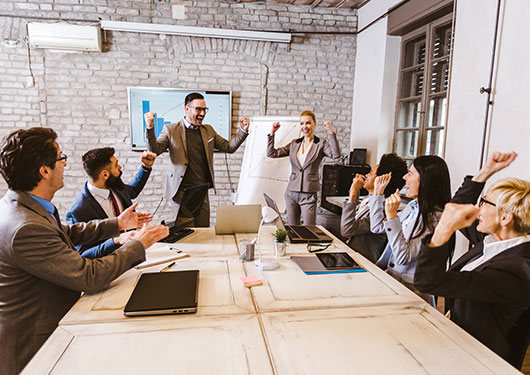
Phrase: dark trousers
[{"left": 170, "top": 190, "right": 210, "bottom": 228}]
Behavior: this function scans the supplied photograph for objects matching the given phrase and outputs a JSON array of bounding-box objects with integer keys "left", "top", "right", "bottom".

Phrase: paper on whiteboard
[{"left": 236, "top": 117, "right": 300, "bottom": 212}]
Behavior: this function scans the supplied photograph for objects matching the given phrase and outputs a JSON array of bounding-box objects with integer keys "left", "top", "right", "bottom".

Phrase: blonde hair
[
  {"left": 300, "top": 110, "right": 316, "bottom": 123},
  {"left": 490, "top": 177, "right": 530, "bottom": 233}
]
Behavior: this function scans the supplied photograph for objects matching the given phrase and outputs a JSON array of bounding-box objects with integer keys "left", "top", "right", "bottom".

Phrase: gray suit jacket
[
  {"left": 340, "top": 198, "right": 388, "bottom": 263},
  {"left": 146, "top": 119, "right": 248, "bottom": 199},
  {"left": 0, "top": 190, "right": 146, "bottom": 375},
  {"left": 267, "top": 133, "right": 341, "bottom": 193}
]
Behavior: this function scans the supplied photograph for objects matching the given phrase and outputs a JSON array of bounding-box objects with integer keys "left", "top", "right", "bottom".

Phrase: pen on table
[{"left": 160, "top": 262, "right": 175, "bottom": 272}]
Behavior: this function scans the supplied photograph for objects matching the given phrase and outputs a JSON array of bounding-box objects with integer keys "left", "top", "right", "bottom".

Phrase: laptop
[
  {"left": 124, "top": 270, "right": 199, "bottom": 316},
  {"left": 160, "top": 183, "right": 210, "bottom": 243},
  {"left": 263, "top": 193, "right": 333, "bottom": 243},
  {"left": 215, "top": 204, "right": 261, "bottom": 234}
]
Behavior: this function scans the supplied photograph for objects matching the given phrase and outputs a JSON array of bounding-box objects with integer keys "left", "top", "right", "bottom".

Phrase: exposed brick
[{"left": 0, "top": 0, "right": 356, "bottom": 220}]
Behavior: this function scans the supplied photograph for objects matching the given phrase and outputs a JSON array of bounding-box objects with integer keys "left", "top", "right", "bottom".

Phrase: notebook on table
[
  {"left": 263, "top": 193, "right": 333, "bottom": 243},
  {"left": 124, "top": 270, "right": 199, "bottom": 316}
]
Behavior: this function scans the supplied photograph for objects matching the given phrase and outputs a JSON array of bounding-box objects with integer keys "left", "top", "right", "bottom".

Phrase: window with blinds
[{"left": 394, "top": 14, "right": 453, "bottom": 163}]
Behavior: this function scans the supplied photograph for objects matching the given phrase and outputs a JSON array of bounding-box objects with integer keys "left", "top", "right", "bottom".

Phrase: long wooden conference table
[{"left": 23, "top": 227, "right": 521, "bottom": 374}]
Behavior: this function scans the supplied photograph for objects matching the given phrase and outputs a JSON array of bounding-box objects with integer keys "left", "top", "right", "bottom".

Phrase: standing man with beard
[
  {"left": 66, "top": 147, "right": 157, "bottom": 258},
  {"left": 144, "top": 92, "right": 250, "bottom": 227}
]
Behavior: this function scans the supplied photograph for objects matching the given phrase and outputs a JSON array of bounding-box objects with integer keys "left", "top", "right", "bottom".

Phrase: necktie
[
  {"left": 52, "top": 206, "right": 62, "bottom": 228},
  {"left": 109, "top": 191, "right": 121, "bottom": 216}
]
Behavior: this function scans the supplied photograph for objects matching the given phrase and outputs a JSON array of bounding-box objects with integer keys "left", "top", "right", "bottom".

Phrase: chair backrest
[{"left": 508, "top": 306, "right": 530, "bottom": 370}]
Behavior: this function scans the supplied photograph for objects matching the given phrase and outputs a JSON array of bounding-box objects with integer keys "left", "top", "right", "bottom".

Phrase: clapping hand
[
  {"left": 117, "top": 202, "right": 153, "bottom": 232},
  {"left": 134, "top": 224, "right": 170, "bottom": 250},
  {"left": 374, "top": 173, "right": 391, "bottom": 196},
  {"left": 384, "top": 189, "right": 401, "bottom": 220}
]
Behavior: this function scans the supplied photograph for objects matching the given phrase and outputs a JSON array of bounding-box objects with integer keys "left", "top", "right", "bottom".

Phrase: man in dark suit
[
  {"left": 144, "top": 92, "right": 250, "bottom": 227},
  {"left": 0, "top": 127, "right": 169, "bottom": 375},
  {"left": 414, "top": 151, "right": 530, "bottom": 369},
  {"left": 66, "top": 147, "right": 157, "bottom": 258}
]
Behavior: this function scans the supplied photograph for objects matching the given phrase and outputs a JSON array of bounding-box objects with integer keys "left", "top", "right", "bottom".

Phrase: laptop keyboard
[
  {"left": 288, "top": 225, "right": 319, "bottom": 240},
  {"left": 159, "top": 228, "right": 194, "bottom": 243}
]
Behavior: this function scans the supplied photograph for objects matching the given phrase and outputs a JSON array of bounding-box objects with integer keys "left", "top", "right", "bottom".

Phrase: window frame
[{"left": 393, "top": 13, "right": 454, "bottom": 163}]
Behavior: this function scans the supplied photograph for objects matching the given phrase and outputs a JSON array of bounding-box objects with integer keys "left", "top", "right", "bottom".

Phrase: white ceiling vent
[{"left": 27, "top": 22, "right": 102, "bottom": 52}]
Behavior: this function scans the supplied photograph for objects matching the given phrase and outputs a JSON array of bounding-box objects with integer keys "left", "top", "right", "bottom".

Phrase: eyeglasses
[
  {"left": 188, "top": 105, "right": 209, "bottom": 114},
  {"left": 479, "top": 196, "right": 496, "bottom": 207},
  {"left": 307, "top": 242, "right": 332, "bottom": 253},
  {"left": 56, "top": 153, "right": 68, "bottom": 163}
]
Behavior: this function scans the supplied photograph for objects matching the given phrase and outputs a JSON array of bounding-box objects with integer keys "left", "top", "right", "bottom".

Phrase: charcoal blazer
[
  {"left": 414, "top": 177, "right": 530, "bottom": 367},
  {"left": 0, "top": 190, "right": 145, "bottom": 375},
  {"left": 146, "top": 119, "right": 248, "bottom": 199},
  {"left": 66, "top": 166, "right": 151, "bottom": 258},
  {"left": 267, "top": 133, "right": 341, "bottom": 193}
]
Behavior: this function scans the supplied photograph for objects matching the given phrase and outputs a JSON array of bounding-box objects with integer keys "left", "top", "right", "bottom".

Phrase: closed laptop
[{"left": 124, "top": 270, "right": 199, "bottom": 317}]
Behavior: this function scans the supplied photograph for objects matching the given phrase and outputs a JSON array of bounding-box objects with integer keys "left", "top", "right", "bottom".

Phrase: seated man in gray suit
[
  {"left": 340, "top": 153, "right": 408, "bottom": 263},
  {"left": 0, "top": 127, "right": 169, "bottom": 375},
  {"left": 144, "top": 92, "right": 250, "bottom": 227}
]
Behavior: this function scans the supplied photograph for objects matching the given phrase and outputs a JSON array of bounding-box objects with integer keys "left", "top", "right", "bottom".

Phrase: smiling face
[
  {"left": 48, "top": 146, "right": 66, "bottom": 192},
  {"left": 185, "top": 98, "right": 207, "bottom": 126},
  {"left": 363, "top": 164, "right": 379, "bottom": 193},
  {"left": 299, "top": 115, "right": 316, "bottom": 138},
  {"left": 403, "top": 165, "right": 420, "bottom": 199},
  {"left": 476, "top": 188, "right": 502, "bottom": 236}
]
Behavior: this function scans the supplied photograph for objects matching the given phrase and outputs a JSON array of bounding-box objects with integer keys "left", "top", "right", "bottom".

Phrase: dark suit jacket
[
  {"left": 414, "top": 177, "right": 530, "bottom": 365},
  {"left": 146, "top": 119, "right": 248, "bottom": 199},
  {"left": 267, "top": 134, "right": 341, "bottom": 193},
  {"left": 0, "top": 190, "right": 146, "bottom": 375},
  {"left": 65, "top": 166, "right": 151, "bottom": 258}
]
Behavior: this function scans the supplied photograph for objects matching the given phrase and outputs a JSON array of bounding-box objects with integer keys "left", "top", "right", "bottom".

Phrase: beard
[{"left": 105, "top": 171, "right": 125, "bottom": 190}]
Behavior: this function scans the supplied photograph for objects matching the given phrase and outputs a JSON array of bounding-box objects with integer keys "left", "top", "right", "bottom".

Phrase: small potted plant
[{"left": 272, "top": 229, "right": 288, "bottom": 257}]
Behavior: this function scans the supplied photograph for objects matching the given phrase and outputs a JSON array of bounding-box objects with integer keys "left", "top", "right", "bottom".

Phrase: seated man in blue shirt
[{"left": 66, "top": 147, "right": 156, "bottom": 258}]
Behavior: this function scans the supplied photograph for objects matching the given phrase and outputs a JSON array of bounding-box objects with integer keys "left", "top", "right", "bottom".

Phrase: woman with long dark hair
[{"left": 369, "top": 155, "right": 451, "bottom": 303}]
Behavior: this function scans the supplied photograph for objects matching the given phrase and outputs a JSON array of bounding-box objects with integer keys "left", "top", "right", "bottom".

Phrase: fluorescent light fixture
[{"left": 100, "top": 20, "right": 291, "bottom": 43}]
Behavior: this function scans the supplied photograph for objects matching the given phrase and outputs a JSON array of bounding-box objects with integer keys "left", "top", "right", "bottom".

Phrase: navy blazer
[
  {"left": 414, "top": 177, "right": 530, "bottom": 366},
  {"left": 66, "top": 166, "right": 151, "bottom": 258}
]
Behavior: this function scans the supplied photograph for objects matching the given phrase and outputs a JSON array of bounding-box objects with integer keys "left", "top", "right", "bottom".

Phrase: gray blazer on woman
[
  {"left": 267, "top": 133, "right": 341, "bottom": 193},
  {"left": 0, "top": 190, "right": 145, "bottom": 374}
]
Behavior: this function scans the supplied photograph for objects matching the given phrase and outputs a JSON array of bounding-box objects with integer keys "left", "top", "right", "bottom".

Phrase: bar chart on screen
[{"left": 128, "top": 87, "right": 232, "bottom": 150}]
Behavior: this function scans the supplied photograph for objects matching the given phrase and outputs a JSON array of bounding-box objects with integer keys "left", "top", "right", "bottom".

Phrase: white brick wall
[{"left": 0, "top": 1, "right": 357, "bottom": 223}]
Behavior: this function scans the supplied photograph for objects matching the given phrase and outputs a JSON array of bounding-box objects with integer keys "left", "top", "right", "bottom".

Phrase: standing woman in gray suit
[{"left": 267, "top": 110, "right": 341, "bottom": 225}]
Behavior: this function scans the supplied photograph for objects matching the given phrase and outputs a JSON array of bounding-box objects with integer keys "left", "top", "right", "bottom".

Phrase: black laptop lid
[{"left": 124, "top": 270, "right": 199, "bottom": 316}]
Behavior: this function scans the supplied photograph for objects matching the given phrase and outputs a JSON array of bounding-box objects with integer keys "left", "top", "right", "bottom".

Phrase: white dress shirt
[
  {"left": 296, "top": 141, "right": 313, "bottom": 167},
  {"left": 461, "top": 234, "right": 530, "bottom": 271},
  {"left": 87, "top": 182, "right": 123, "bottom": 218}
]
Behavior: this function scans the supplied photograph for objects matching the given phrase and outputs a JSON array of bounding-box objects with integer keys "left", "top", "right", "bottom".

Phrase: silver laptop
[
  {"left": 263, "top": 193, "right": 332, "bottom": 243},
  {"left": 124, "top": 270, "right": 199, "bottom": 316},
  {"left": 215, "top": 204, "right": 261, "bottom": 234}
]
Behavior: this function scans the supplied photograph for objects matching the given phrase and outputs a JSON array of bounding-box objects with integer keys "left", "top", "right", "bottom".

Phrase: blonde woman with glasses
[{"left": 414, "top": 151, "right": 530, "bottom": 370}]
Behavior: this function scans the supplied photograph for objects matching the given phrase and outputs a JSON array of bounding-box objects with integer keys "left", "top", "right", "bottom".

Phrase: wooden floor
[{"left": 437, "top": 298, "right": 529, "bottom": 374}]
